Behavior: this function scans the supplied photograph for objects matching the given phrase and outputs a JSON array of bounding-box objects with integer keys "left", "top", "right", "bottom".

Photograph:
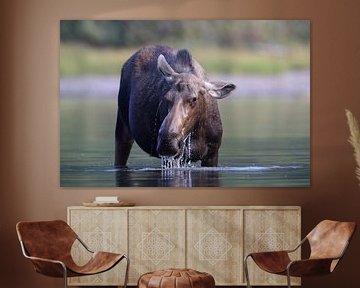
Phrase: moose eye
[
  {"left": 176, "top": 83, "right": 183, "bottom": 92},
  {"left": 187, "top": 96, "right": 197, "bottom": 106}
]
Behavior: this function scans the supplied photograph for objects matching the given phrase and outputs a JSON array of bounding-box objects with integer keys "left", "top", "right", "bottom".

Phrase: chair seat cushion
[
  {"left": 138, "top": 268, "right": 215, "bottom": 288},
  {"left": 250, "top": 251, "right": 291, "bottom": 274},
  {"left": 67, "top": 252, "right": 124, "bottom": 276}
]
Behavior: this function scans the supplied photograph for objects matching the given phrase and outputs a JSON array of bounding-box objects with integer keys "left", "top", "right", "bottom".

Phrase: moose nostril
[{"left": 157, "top": 136, "right": 180, "bottom": 157}]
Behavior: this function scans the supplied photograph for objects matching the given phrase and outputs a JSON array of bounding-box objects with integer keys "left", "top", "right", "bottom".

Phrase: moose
[{"left": 115, "top": 45, "right": 235, "bottom": 168}]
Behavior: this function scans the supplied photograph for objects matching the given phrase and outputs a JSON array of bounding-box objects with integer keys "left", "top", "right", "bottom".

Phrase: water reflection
[
  {"left": 115, "top": 168, "right": 220, "bottom": 187},
  {"left": 111, "top": 164, "right": 309, "bottom": 188}
]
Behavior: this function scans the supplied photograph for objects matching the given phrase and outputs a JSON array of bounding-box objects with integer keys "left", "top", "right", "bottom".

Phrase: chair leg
[
  {"left": 123, "top": 255, "right": 130, "bottom": 288},
  {"left": 244, "top": 255, "right": 252, "bottom": 288},
  {"left": 286, "top": 269, "right": 292, "bottom": 288},
  {"left": 62, "top": 264, "right": 68, "bottom": 288}
]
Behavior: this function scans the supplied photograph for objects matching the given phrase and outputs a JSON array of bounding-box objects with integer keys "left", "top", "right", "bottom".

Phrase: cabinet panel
[
  {"left": 244, "top": 209, "right": 301, "bottom": 286},
  {"left": 187, "top": 209, "right": 243, "bottom": 285},
  {"left": 67, "top": 206, "right": 300, "bottom": 286},
  {"left": 128, "top": 209, "right": 186, "bottom": 284},
  {"left": 68, "top": 208, "right": 127, "bottom": 286}
]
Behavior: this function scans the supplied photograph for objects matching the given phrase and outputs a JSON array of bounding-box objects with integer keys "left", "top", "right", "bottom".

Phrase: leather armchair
[
  {"left": 16, "top": 220, "right": 129, "bottom": 288},
  {"left": 244, "top": 220, "right": 356, "bottom": 288}
]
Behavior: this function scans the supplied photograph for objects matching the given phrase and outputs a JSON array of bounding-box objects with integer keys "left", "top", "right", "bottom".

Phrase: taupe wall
[{"left": 1, "top": 0, "right": 360, "bottom": 287}]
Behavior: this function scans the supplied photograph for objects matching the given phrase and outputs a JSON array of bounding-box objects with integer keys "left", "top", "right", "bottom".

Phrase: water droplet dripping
[{"left": 161, "top": 133, "right": 194, "bottom": 169}]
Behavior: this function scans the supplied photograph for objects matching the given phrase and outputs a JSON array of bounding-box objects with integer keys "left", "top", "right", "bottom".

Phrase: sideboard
[{"left": 67, "top": 206, "right": 301, "bottom": 286}]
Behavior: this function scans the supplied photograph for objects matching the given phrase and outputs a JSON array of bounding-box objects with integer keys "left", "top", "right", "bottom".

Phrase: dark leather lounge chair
[
  {"left": 16, "top": 219, "right": 129, "bottom": 288},
  {"left": 244, "top": 219, "right": 356, "bottom": 288}
]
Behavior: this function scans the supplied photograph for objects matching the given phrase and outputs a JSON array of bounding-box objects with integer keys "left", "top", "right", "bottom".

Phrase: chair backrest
[
  {"left": 307, "top": 220, "right": 356, "bottom": 261},
  {"left": 16, "top": 220, "right": 77, "bottom": 261}
]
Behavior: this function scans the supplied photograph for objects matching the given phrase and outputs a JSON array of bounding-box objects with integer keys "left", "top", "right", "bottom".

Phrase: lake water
[{"left": 60, "top": 92, "right": 310, "bottom": 187}]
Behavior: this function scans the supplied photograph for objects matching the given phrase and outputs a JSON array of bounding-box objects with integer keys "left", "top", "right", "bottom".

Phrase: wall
[{"left": 1, "top": 0, "right": 360, "bottom": 287}]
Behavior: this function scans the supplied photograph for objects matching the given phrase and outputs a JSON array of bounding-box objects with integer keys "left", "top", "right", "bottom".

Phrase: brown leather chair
[
  {"left": 16, "top": 220, "right": 129, "bottom": 288},
  {"left": 244, "top": 220, "right": 356, "bottom": 288}
]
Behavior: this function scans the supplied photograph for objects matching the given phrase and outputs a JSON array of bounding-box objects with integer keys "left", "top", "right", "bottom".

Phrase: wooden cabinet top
[{"left": 69, "top": 205, "right": 301, "bottom": 210}]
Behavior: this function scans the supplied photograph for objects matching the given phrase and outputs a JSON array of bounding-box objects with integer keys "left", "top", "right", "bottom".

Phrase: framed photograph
[{"left": 60, "top": 20, "right": 310, "bottom": 187}]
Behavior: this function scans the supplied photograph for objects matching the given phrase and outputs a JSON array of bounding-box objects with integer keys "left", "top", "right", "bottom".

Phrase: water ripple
[{"left": 105, "top": 165, "right": 302, "bottom": 173}]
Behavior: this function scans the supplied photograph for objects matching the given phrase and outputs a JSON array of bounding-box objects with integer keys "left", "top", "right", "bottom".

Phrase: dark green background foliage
[
  {"left": 60, "top": 20, "right": 310, "bottom": 75},
  {"left": 60, "top": 20, "right": 309, "bottom": 48}
]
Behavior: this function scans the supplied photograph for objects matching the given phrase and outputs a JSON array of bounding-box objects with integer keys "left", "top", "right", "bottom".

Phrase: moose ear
[
  {"left": 157, "top": 54, "right": 179, "bottom": 83},
  {"left": 206, "top": 81, "right": 236, "bottom": 99}
]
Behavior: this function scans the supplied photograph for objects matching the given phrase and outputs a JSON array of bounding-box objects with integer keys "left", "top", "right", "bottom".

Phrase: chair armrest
[
  {"left": 25, "top": 255, "right": 67, "bottom": 277},
  {"left": 19, "top": 240, "right": 67, "bottom": 277},
  {"left": 245, "top": 236, "right": 305, "bottom": 259},
  {"left": 287, "top": 258, "right": 336, "bottom": 277},
  {"left": 285, "top": 237, "right": 307, "bottom": 253},
  {"left": 247, "top": 250, "right": 290, "bottom": 258},
  {"left": 76, "top": 236, "right": 94, "bottom": 253},
  {"left": 245, "top": 237, "right": 306, "bottom": 259},
  {"left": 25, "top": 255, "right": 65, "bottom": 266}
]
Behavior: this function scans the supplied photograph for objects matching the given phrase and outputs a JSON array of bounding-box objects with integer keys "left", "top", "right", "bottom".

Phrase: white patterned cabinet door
[
  {"left": 243, "top": 208, "right": 301, "bottom": 286},
  {"left": 128, "top": 209, "right": 186, "bottom": 284},
  {"left": 68, "top": 206, "right": 300, "bottom": 286},
  {"left": 68, "top": 208, "right": 128, "bottom": 286},
  {"left": 187, "top": 209, "right": 243, "bottom": 285}
]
